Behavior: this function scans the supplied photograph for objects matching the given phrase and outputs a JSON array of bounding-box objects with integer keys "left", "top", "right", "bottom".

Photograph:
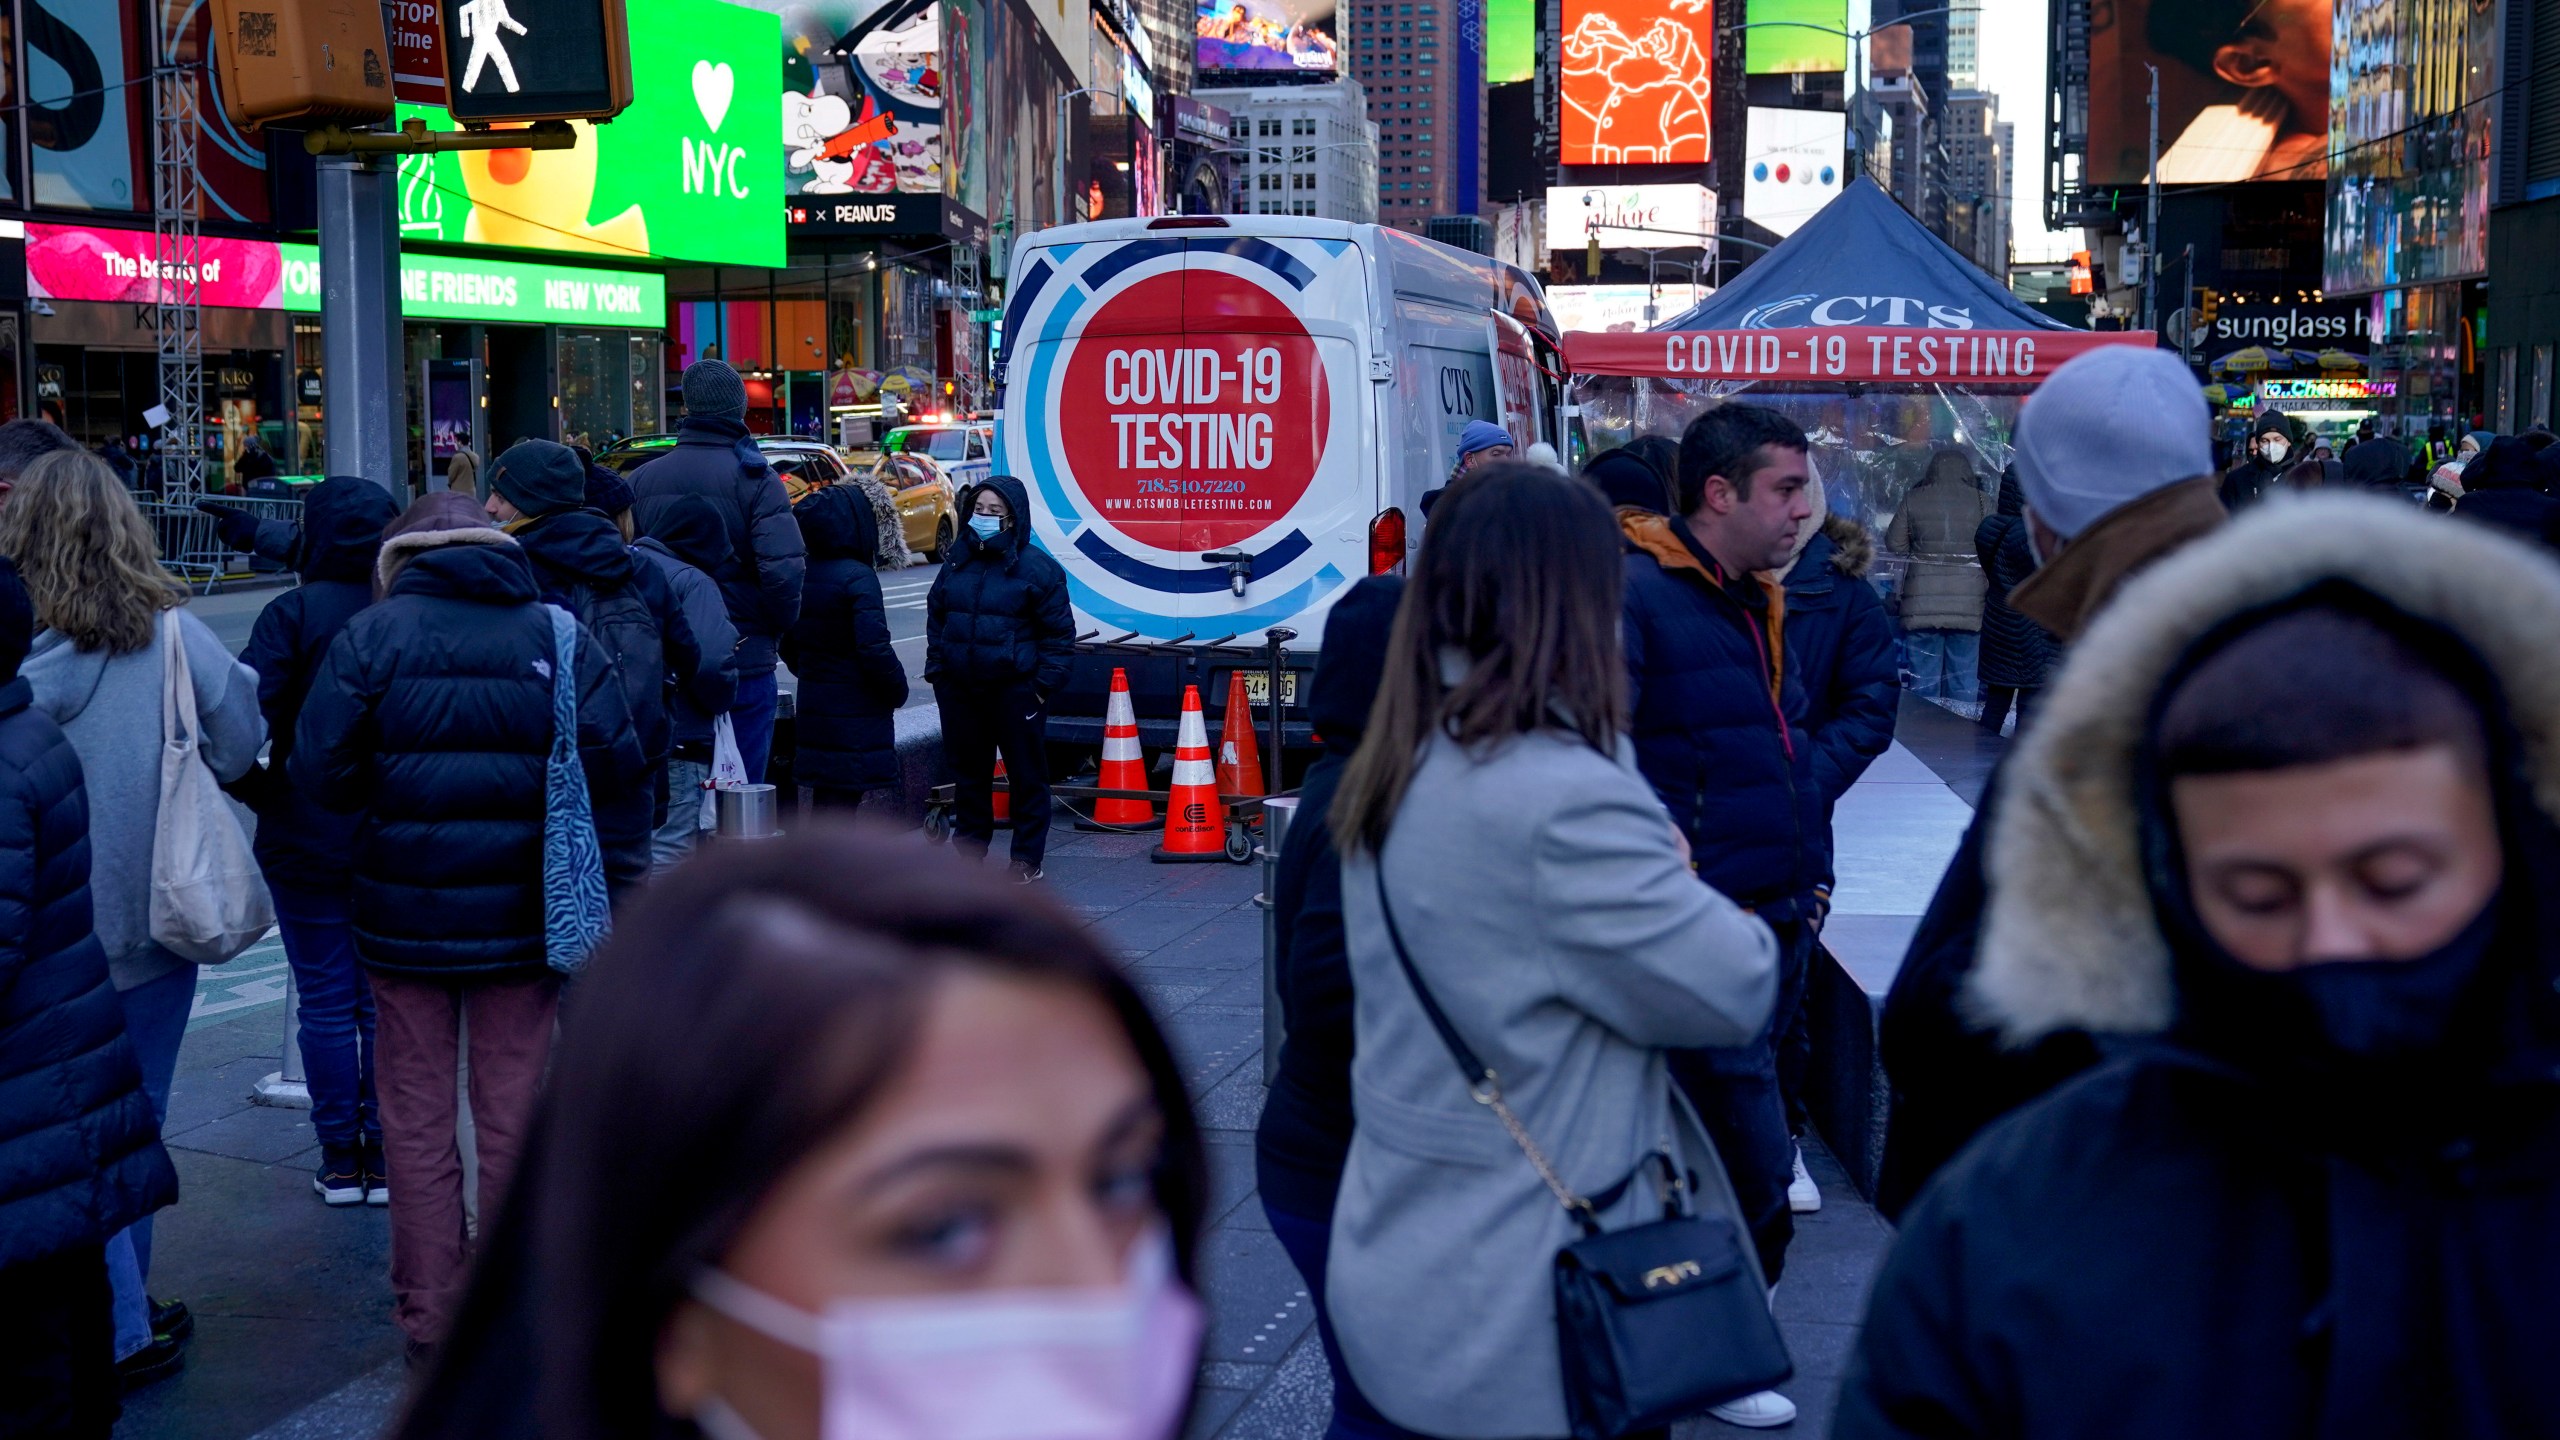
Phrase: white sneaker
[
  {"left": 1788, "top": 1144, "right": 1822, "bottom": 1214},
  {"left": 1708, "top": 1390, "right": 1798, "bottom": 1428}
]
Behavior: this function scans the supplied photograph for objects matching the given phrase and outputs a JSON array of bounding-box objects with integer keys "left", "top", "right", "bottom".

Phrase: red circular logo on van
[{"left": 1059, "top": 270, "right": 1330, "bottom": 552}]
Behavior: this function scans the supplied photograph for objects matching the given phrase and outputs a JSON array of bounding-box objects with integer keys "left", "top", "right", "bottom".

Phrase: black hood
[
  {"left": 1582, "top": 449, "right": 1672, "bottom": 514},
  {"left": 797, "top": 483, "right": 878, "bottom": 563},
  {"left": 515, "top": 510, "right": 636, "bottom": 592},
  {"left": 956, "top": 475, "right": 1035, "bottom": 562},
  {"left": 297, "top": 476, "right": 401, "bottom": 584},
  {"left": 388, "top": 539, "right": 539, "bottom": 605},
  {"left": 2461, "top": 436, "right": 2544, "bottom": 493},
  {"left": 2341, "top": 436, "right": 2406, "bottom": 487},
  {"left": 1308, "top": 576, "right": 1403, "bottom": 751},
  {"left": 639, "top": 494, "right": 731, "bottom": 573}
]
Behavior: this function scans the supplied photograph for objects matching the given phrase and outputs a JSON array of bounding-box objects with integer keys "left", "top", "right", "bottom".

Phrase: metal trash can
[
  {"left": 715, "top": 783, "right": 783, "bottom": 840},
  {"left": 1256, "top": 796, "right": 1299, "bottom": 1085}
]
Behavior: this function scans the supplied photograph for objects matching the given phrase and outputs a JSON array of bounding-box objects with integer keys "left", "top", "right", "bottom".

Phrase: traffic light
[
  {"left": 1587, "top": 232, "right": 1602, "bottom": 281},
  {"left": 210, "top": 0, "right": 397, "bottom": 128},
  {"left": 2196, "top": 286, "right": 2220, "bottom": 328},
  {"left": 2068, "top": 250, "right": 2094, "bottom": 297}
]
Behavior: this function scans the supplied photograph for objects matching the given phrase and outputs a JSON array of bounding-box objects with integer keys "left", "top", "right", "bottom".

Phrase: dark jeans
[
  {"left": 1980, "top": 684, "right": 2040, "bottom": 736},
  {"left": 731, "top": 669, "right": 780, "bottom": 785},
  {"left": 0, "top": 1246, "right": 117, "bottom": 1438},
  {"left": 936, "top": 682, "right": 1052, "bottom": 868},
  {"left": 1670, "top": 919, "right": 1813, "bottom": 1285},
  {"left": 1263, "top": 1201, "right": 1438, "bottom": 1440},
  {"left": 270, "top": 883, "right": 378, "bottom": 1148},
  {"left": 106, "top": 963, "right": 191, "bottom": 1360},
  {"left": 809, "top": 786, "right": 866, "bottom": 816}
]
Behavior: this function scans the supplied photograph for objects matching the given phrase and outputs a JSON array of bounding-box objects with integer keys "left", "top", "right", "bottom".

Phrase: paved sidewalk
[{"left": 117, "top": 805, "right": 1934, "bottom": 1440}]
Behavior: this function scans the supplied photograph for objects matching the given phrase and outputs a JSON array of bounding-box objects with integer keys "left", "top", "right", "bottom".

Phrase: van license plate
[{"left": 1240, "top": 672, "right": 1299, "bottom": 706}]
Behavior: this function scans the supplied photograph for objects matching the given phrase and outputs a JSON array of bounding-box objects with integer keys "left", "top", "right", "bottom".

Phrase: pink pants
[{"left": 369, "top": 970, "right": 559, "bottom": 1346}]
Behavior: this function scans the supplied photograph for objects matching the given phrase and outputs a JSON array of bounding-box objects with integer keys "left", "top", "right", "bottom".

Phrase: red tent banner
[{"left": 1562, "top": 326, "right": 2159, "bottom": 384}]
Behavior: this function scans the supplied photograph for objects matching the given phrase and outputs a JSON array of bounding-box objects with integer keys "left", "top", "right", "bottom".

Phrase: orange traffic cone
[
  {"left": 1217, "top": 671, "right": 1266, "bottom": 801},
  {"left": 1092, "top": 668, "right": 1156, "bottom": 827},
  {"left": 1152, "top": 685, "right": 1228, "bottom": 863},
  {"left": 991, "top": 752, "right": 1011, "bottom": 828}
]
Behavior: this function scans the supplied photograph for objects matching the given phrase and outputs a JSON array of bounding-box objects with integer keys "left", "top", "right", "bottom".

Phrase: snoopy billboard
[{"left": 403, "top": 0, "right": 783, "bottom": 266}]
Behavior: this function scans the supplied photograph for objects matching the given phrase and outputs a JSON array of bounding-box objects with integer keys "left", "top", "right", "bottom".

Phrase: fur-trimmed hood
[
  {"left": 1822, "top": 514, "right": 1873, "bottom": 579},
  {"left": 375, "top": 519, "right": 523, "bottom": 597},
  {"left": 1973, "top": 495, "right": 2560, "bottom": 1043}
]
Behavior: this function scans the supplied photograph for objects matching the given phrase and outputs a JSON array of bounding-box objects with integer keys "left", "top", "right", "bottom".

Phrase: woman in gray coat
[
  {"left": 1328, "top": 464, "right": 1780, "bottom": 1439},
  {"left": 1885, "top": 449, "right": 1993, "bottom": 702}
]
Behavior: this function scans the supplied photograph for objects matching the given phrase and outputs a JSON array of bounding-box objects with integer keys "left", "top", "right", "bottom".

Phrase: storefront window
[
  {"left": 560, "top": 328, "right": 635, "bottom": 447},
  {"left": 629, "top": 334, "right": 664, "bottom": 436},
  {"left": 292, "top": 320, "right": 326, "bottom": 474}
]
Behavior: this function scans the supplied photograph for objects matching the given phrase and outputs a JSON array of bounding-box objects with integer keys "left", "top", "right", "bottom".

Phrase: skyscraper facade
[{"left": 1342, "top": 0, "right": 1489, "bottom": 229}]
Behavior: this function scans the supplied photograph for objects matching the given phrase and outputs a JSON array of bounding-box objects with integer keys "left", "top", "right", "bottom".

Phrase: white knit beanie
[{"left": 2012, "top": 345, "right": 2211, "bottom": 539}]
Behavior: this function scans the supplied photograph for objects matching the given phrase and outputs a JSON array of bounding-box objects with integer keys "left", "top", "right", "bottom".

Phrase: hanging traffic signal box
[
  {"left": 442, "top": 0, "right": 634, "bottom": 125},
  {"left": 211, "top": 0, "right": 398, "bottom": 127},
  {"left": 2196, "top": 287, "right": 2221, "bottom": 327}
]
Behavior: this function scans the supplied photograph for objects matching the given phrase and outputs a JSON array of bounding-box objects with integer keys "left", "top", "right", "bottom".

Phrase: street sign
[
  {"left": 388, "top": 0, "right": 447, "bottom": 105},
  {"left": 440, "top": 0, "right": 632, "bottom": 124},
  {"left": 970, "top": 308, "right": 1002, "bottom": 322}
]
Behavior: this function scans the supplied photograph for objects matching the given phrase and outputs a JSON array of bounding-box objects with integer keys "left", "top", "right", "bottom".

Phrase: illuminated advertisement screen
[
  {"left": 1488, "top": 0, "right": 1534, "bottom": 83},
  {"left": 2086, "top": 0, "right": 2331, "bottom": 185},
  {"left": 783, "top": 6, "right": 951, "bottom": 205},
  {"left": 1745, "top": 0, "right": 1845, "bottom": 74},
  {"left": 1195, "top": 0, "right": 1338, "bottom": 75},
  {"left": 1742, "top": 107, "right": 1843, "bottom": 237},
  {"left": 1561, "top": 0, "right": 1712, "bottom": 165}
]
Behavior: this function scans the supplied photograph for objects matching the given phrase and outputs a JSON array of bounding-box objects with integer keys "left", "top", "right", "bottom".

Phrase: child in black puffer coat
[{"left": 780, "top": 485, "right": 908, "bottom": 813}]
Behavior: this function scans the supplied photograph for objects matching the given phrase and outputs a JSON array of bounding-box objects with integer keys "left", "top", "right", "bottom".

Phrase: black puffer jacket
[
  {"left": 626, "top": 417, "right": 805, "bottom": 675},
  {"left": 781, "top": 486, "right": 909, "bottom": 791},
  {"left": 0, "top": 674, "right": 178, "bottom": 1270},
  {"left": 1257, "top": 577, "right": 1402, "bottom": 1221},
  {"left": 925, "top": 476, "right": 1075, "bottom": 695},
  {"left": 2451, "top": 437, "right": 2560, "bottom": 546},
  {"left": 236, "top": 477, "right": 400, "bottom": 891},
  {"left": 291, "top": 533, "right": 647, "bottom": 979},
  {"left": 632, "top": 496, "right": 742, "bottom": 754},
  {"left": 1974, "top": 471, "right": 2061, "bottom": 691}
]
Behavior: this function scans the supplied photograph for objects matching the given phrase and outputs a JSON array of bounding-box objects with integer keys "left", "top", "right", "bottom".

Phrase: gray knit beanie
[
  {"left": 2012, "top": 346, "right": 2211, "bottom": 540},
  {"left": 682, "top": 359, "right": 749, "bottom": 423}
]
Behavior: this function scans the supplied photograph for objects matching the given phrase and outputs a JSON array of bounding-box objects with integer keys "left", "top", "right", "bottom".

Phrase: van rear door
[{"left": 1002, "top": 228, "right": 1372, "bottom": 642}]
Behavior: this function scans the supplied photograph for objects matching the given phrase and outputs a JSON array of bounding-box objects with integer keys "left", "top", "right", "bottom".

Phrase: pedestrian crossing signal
[
  {"left": 440, "top": 0, "right": 633, "bottom": 125},
  {"left": 2068, "top": 250, "right": 2094, "bottom": 297},
  {"left": 211, "top": 0, "right": 398, "bottom": 127}
]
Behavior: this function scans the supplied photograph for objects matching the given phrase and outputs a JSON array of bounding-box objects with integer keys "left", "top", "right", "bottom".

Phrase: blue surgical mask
[{"left": 969, "top": 513, "right": 1005, "bottom": 540}]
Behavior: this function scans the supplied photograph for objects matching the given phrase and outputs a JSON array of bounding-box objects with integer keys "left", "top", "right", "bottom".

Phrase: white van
[{"left": 995, "top": 214, "right": 1562, "bottom": 757}]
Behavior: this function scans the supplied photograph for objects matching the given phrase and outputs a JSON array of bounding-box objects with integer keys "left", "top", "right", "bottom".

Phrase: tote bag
[
  {"left": 543, "top": 606, "right": 613, "bottom": 975},
  {"left": 149, "top": 610, "right": 274, "bottom": 963}
]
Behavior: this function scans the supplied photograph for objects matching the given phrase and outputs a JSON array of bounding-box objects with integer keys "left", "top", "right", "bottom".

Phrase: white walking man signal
[{"left": 459, "top": 0, "right": 527, "bottom": 93}]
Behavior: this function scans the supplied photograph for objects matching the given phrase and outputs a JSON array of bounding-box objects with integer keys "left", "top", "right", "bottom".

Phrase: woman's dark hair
[
  {"left": 394, "top": 825, "right": 1207, "bottom": 1440},
  {"left": 1331, "top": 462, "right": 1628, "bottom": 852}
]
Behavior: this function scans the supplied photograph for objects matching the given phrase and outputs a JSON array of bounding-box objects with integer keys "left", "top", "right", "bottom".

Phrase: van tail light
[{"left": 1368, "top": 507, "right": 1407, "bottom": 575}]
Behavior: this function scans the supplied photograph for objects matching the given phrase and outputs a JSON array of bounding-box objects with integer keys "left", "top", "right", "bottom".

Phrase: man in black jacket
[
  {"left": 236, "top": 477, "right": 401, "bottom": 1207},
  {"left": 925, "top": 475, "right": 1074, "bottom": 878},
  {"left": 488, "top": 439, "right": 706, "bottom": 892},
  {"left": 2217, "top": 409, "right": 2296, "bottom": 512},
  {"left": 0, "top": 555, "right": 178, "bottom": 1434},
  {"left": 1876, "top": 347, "right": 2226, "bottom": 1218},
  {"left": 293, "top": 496, "right": 643, "bottom": 1356},
  {"left": 627, "top": 360, "right": 804, "bottom": 784}
]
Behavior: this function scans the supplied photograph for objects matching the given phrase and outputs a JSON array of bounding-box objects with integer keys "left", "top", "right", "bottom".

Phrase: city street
[{"left": 111, "top": 570, "right": 1977, "bottom": 1439}]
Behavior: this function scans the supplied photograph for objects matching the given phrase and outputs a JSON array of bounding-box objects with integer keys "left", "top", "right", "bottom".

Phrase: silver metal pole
[
  {"left": 2143, "top": 64, "right": 2160, "bottom": 334},
  {"left": 318, "top": 153, "right": 404, "bottom": 495},
  {"left": 1257, "top": 796, "right": 1299, "bottom": 1085}
]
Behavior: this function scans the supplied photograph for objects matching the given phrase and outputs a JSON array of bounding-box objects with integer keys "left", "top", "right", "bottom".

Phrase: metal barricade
[{"left": 135, "top": 488, "right": 305, "bottom": 592}]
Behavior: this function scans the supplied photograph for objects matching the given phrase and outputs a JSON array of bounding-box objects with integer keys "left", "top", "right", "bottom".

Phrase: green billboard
[
  {"left": 277, "top": 246, "right": 669, "bottom": 327},
  {"left": 1488, "top": 0, "right": 1533, "bottom": 84},
  {"left": 1745, "top": 0, "right": 1846, "bottom": 74},
  {"left": 393, "top": 0, "right": 783, "bottom": 267}
]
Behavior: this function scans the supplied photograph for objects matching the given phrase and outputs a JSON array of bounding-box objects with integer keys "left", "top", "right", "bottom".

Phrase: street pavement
[{"left": 132, "top": 583, "right": 1974, "bottom": 1440}]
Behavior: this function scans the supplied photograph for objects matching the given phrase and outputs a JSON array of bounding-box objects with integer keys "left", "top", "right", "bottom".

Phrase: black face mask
[{"left": 2273, "top": 900, "right": 2499, "bottom": 1061}]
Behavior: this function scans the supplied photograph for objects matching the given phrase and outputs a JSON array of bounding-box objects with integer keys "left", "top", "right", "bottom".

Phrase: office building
[
  {"left": 1197, "top": 79, "right": 1385, "bottom": 222},
  {"left": 1342, "top": 0, "right": 1489, "bottom": 230},
  {"left": 1944, "top": 91, "right": 2011, "bottom": 275},
  {"left": 1947, "top": 0, "right": 1981, "bottom": 91}
]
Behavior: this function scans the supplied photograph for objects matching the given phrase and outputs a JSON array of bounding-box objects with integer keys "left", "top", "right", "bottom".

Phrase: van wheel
[{"left": 931, "top": 516, "right": 953, "bottom": 560}]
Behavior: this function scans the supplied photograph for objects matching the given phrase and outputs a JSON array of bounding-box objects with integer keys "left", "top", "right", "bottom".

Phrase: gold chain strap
[{"left": 1472, "top": 1073, "right": 1598, "bottom": 1225}]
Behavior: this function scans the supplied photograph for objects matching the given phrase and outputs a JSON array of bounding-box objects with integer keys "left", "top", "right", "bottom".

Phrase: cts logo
[{"left": 1739, "top": 293, "right": 1977, "bottom": 330}]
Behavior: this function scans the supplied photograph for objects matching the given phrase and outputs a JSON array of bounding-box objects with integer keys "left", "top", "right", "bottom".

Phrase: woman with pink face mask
[{"left": 392, "top": 825, "right": 1209, "bottom": 1440}]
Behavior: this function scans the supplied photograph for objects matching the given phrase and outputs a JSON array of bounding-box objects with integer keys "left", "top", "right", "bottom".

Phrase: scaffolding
[{"left": 152, "top": 61, "right": 206, "bottom": 498}]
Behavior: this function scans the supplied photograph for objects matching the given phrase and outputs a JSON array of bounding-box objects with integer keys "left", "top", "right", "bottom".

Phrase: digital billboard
[
  {"left": 2086, "top": 0, "right": 2331, "bottom": 185},
  {"left": 783, "top": 6, "right": 948, "bottom": 200},
  {"left": 1544, "top": 183, "right": 1715, "bottom": 252},
  {"left": 1745, "top": 0, "right": 1844, "bottom": 74},
  {"left": 1561, "top": 0, "right": 1712, "bottom": 165},
  {"left": 1195, "top": 0, "right": 1338, "bottom": 75},
  {"left": 1742, "top": 107, "right": 1843, "bottom": 237},
  {"left": 392, "top": 0, "right": 782, "bottom": 266},
  {"left": 1488, "top": 0, "right": 1534, "bottom": 83}
]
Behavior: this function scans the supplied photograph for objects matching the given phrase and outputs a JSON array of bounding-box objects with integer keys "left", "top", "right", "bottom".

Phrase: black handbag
[{"left": 1372, "top": 871, "right": 1793, "bottom": 1440}]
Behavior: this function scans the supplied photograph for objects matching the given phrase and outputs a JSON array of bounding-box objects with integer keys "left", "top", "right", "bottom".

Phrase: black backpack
[{"left": 564, "top": 578, "right": 672, "bottom": 765}]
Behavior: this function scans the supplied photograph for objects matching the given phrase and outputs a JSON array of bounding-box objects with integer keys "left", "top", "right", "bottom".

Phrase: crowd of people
[{"left": 7, "top": 339, "right": 2560, "bottom": 1440}]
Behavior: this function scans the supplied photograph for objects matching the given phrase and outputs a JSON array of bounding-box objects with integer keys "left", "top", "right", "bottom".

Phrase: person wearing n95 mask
[{"left": 390, "top": 827, "right": 1209, "bottom": 1440}]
